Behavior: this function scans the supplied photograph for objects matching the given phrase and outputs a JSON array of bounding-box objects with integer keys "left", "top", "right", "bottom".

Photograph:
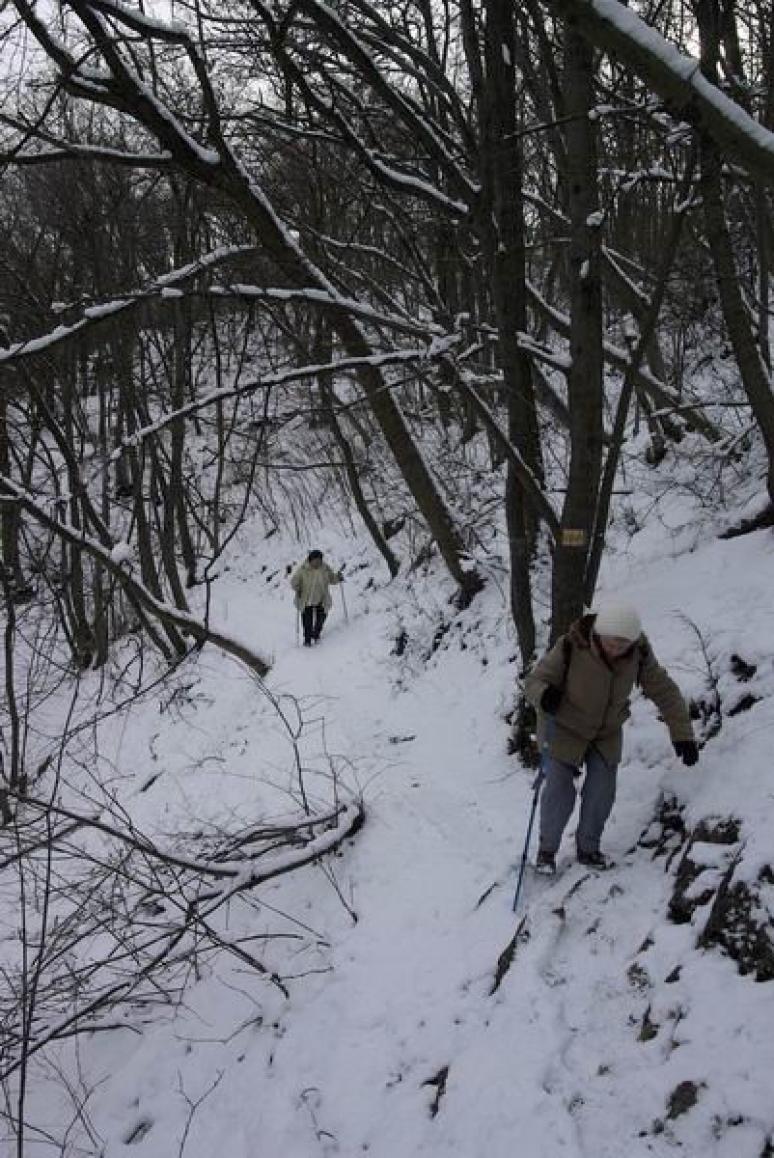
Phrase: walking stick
[
  {"left": 511, "top": 717, "right": 554, "bottom": 913},
  {"left": 339, "top": 581, "right": 349, "bottom": 624},
  {"left": 511, "top": 769, "right": 544, "bottom": 913}
]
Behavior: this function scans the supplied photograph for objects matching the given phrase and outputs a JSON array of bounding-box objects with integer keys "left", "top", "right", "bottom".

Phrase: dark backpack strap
[{"left": 561, "top": 637, "right": 573, "bottom": 690}]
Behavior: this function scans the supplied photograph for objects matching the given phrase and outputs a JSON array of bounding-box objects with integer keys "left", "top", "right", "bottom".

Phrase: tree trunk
[
  {"left": 0, "top": 394, "right": 25, "bottom": 595},
  {"left": 482, "top": 0, "right": 543, "bottom": 665},
  {"left": 171, "top": 294, "right": 198, "bottom": 587},
  {"left": 0, "top": 561, "right": 22, "bottom": 812},
  {"left": 551, "top": 24, "right": 604, "bottom": 640}
]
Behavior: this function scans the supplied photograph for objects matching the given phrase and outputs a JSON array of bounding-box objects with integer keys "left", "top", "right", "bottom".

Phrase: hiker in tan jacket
[
  {"left": 290, "top": 549, "right": 343, "bottom": 646},
  {"left": 524, "top": 601, "right": 697, "bottom": 873}
]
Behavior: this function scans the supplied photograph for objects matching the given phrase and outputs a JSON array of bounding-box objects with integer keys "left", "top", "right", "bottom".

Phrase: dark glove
[
  {"left": 540, "top": 685, "right": 563, "bottom": 715},
  {"left": 673, "top": 739, "right": 699, "bottom": 766},
  {"left": 337, "top": 570, "right": 345, "bottom": 581}
]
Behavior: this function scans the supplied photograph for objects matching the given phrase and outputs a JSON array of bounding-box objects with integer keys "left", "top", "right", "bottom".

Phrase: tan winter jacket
[
  {"left": 290, "top": 561, "right": 341, "bottom": 611},
  {"left": 524, "top": 615, "right": 694, "bottom": 766}
]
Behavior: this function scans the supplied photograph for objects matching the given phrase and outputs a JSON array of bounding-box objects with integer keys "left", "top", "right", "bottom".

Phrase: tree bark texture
[
  {"left": 551, "top": 24, "right": 604, "bottom": 640},
  {"left": 482, "top": 0, "right": 543, "bottom": 664}
]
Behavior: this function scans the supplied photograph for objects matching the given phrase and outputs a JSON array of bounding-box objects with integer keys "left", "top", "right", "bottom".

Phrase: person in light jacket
[
  {"left": 524, "top": 600, "right": 698, "bottom": 873},
  {"left": 290, "top": 549, "right": 343, "bottom": 646}
]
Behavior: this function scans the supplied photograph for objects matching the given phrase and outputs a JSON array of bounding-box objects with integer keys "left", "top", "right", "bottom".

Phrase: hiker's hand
[
  {"left": 540, "top": 685, "right": 563, "bottom": 715},
  {"left": 337, "top": 570, "right": 344, "bottom": 581},
  {"left": 673, "top": 739, "right": 699, "bottom": 766}
]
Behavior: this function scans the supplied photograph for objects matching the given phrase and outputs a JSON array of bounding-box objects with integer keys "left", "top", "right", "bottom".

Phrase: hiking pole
[
  {"left": 339, "top": 580, "right": 349, "bottom": 624},
  {"left": 296, "top": 609, "right": 300, "bottom": 646},
  {"left": 511, "top": 716, "right": 555, "bottom": 913},
  {"left": 511, "top": 768, "right": 545, "bottom": 913}
]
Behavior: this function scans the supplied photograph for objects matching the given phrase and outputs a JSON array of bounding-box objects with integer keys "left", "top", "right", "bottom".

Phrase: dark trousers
[{"left": 302, "top": 604, "right": 326, "bottom": 644}]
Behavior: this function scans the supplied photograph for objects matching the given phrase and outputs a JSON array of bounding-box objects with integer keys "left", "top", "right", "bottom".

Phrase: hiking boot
[
  {"left": 535, "top": 849, "right": 557, "bottom": 875},
  {"left": 577, "top": 848, "right": 613, "bottom": 870}
]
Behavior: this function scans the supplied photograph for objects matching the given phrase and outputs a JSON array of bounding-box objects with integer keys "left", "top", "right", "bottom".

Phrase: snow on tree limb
[
  {"left": 0, "top": 474, "right": 273, "bottom": 678},
  {"left": 0, "top": 268, "right": 442, "bottom": 372},
  {"left": 14, "top": 792, "right": 364, "bottom": 888},
  {"left": 0, "top": 245, "right": 253, "bottom": 367},
  {"left": 294, "top": 0, "right": 477, "bottom": 208},
  {"left": 551, "top": 0, "right": 774, "bottom": 183},
  {"left": 79, "top": 344, "right": 454, "bottom": 489},
  {"left": 0, "top": 786, "right": 364, "bottom": 1076}
]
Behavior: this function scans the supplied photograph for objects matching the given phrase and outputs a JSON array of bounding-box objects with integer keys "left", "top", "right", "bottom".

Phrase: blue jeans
[{"left": 539, "top": 747, "right": 618, "bottom": 855}]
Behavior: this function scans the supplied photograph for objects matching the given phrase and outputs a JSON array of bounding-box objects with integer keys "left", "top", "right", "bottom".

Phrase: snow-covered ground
[{"left": 4, "top": 461, "right": 774, "bottom": 1157}]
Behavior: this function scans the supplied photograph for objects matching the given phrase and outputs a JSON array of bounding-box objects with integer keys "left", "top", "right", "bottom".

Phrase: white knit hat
[{"left": 593, "top": 600, "right": 642, "bottom": 641}]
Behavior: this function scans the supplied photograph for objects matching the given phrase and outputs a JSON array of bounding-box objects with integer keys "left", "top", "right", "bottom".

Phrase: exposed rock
[
  {"left": 638, "top": 1005, "right": 659, "bottom": 1042},
  {"left": 728, "top": 693, "right": 761, "bottom": 717},
  {"left": 392, "top": 629, "right": 408, "bottom": 656},
  {"left": 637, "top": 795, "right": 687, "bottom": 863},
  {"left": 490, "top": 915, "right": 530, "bottom": 995},
  {"left": 428, "top": 619, "right": 451, "bottom": 655},
  {"left": 698, "top": 869, "right": 774, "bottom": 982},
  {"left": 627, "top": 961, "right": 651, "bottom": 992},
  {"left": 668, "top": 818, "right": 740, "bottom": 925},
  {"left": 730, "top": 653, "right": 757, "bottom": 682},
  {"left": 666, "top": 1079, "right": 701, "bottom": 1119},
  {"left": 422, "top": 1065, "right": 449, "bottom": 1118},
  {"left": 689, "top": 692, "right": 722, "bottom": 743},
  {"left": 665, "top": 813, "right": 774, "bottom": 982}
]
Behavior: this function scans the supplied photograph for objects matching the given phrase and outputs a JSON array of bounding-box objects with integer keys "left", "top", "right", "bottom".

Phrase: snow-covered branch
[
  {"left": 0, "top": 774, "right": 364, "bottom": 1080},
  {"left": 0, "top": 244, "right": 256, "bottom": 368},
  {"left": 0, "top": 474, "right": 273, "bottom": 678},
  {"left": 14, "top": 791, "right": 364, "bottom": 887},
  {"left": 551, "top": 0, "right": 774, "bottom": 183},
  {"left": 295, "top": 0, "right": 478, "bottom": 207}
]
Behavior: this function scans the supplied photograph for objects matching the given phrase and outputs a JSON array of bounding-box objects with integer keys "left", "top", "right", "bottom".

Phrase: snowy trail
[
  {"left": 194, "top": 560, "right": 655, "bottom": 1157},
  {"left": 15, "top": 525, "right": 774, "bottom": 1157},
  {"left": 202, "top": 533, "right": 774, "bottom": 1158},
  {"left": 192, "top": 563, "right": 589, "bottom": 1156}
]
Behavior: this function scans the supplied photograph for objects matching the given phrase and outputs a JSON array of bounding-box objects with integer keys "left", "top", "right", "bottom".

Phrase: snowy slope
[{"left": 4, "top": 476, "right": 774, "bottom": 1157}]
